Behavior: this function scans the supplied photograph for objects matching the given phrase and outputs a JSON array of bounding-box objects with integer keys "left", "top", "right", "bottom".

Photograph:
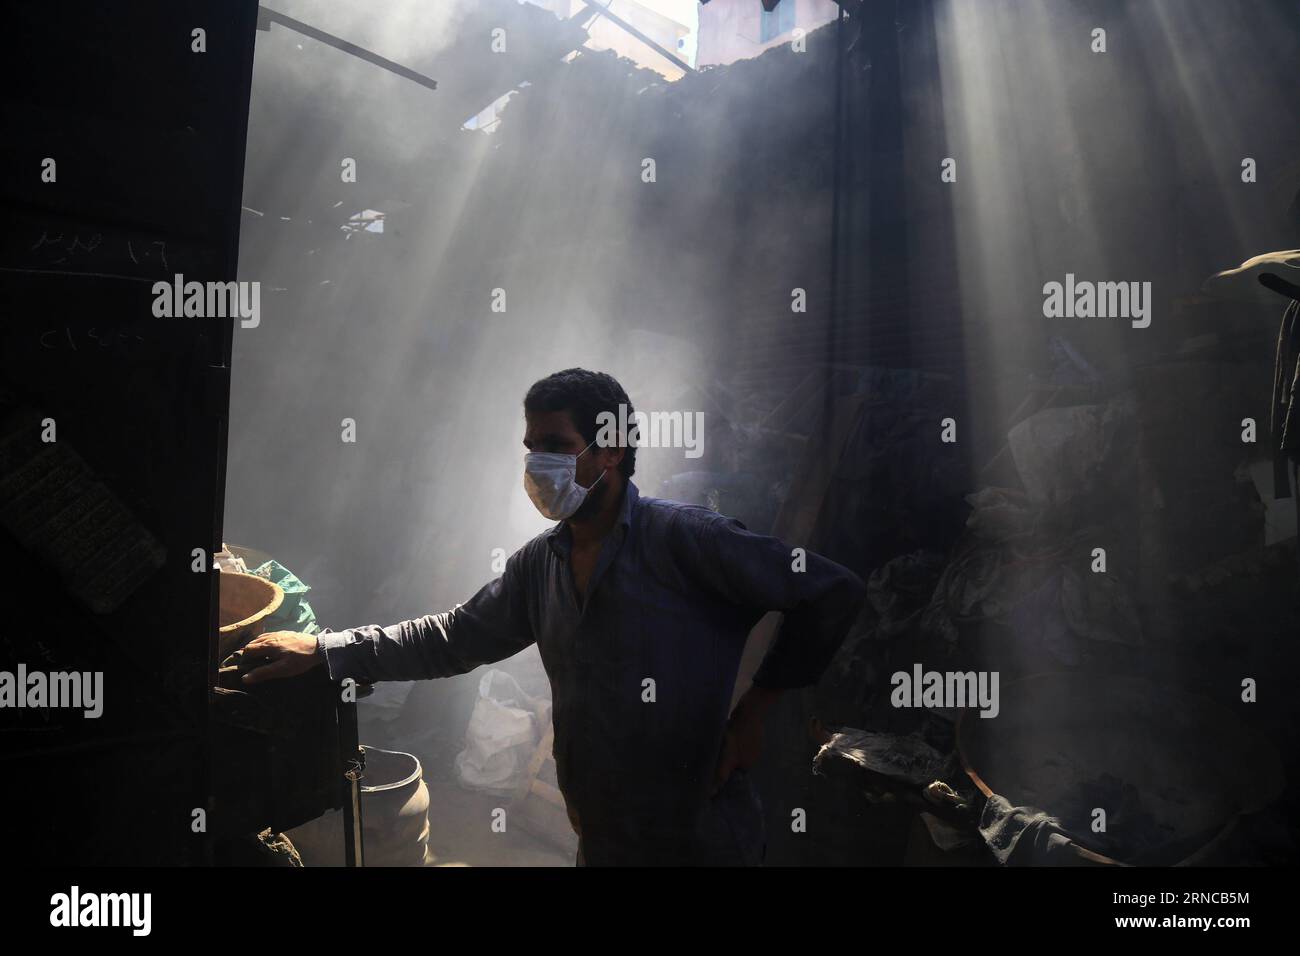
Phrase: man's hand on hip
[
  {"left": 236, "top": 631, "right": 323, "bottom": 684},
  {"left": 711, "top": 684, "right": 782, "bottom": 795}
]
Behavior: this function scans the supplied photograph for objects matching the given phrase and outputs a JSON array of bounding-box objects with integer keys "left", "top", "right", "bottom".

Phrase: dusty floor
[{"left": 422, "top": 778, "right": 572, "bottom": 867}]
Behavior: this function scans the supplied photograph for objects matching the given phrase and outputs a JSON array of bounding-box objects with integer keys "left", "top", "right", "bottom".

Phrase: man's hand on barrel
[{"left": 235, "top": 631, "right": 323, "bottom": 684}]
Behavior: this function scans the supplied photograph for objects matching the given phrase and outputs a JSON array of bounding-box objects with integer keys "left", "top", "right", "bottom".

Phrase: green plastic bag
[{"left": 252, "top": 559, "right": 320, "bottom": 635}]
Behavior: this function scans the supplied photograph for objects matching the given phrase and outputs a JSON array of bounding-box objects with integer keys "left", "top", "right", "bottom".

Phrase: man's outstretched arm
[{"left": 238, "top": 548, "right": 536, "bottom": 685}]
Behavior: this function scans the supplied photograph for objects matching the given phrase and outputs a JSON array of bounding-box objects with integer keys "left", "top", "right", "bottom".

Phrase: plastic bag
[{"left": 453, "top": 670, "right": 540, "bottom": 794}]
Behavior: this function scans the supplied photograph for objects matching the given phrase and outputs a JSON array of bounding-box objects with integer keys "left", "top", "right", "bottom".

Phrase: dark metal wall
[{"left": 0, "top": 3, "right": 260, "bottom": 864}]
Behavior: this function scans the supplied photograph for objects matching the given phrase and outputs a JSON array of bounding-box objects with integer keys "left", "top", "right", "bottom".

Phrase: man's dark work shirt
[{"left": 316, "top": 481, "right": 866, "bottom": 865}]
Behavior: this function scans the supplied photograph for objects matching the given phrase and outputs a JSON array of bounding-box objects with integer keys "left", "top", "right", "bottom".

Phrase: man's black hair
[{"left": 524, "top": 368, "right": 636, "bottom": 478}]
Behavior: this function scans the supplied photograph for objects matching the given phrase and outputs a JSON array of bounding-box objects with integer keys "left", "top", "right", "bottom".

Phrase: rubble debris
[
  {"left": 977, "top": 794, "right": 1091, "bottom": 866},
  {"left": 865, "top": 550, "right": 945, "bottom": 639},
  {"left": 1006, "top": 399, "right": 1136, "bottom": 509},
  {"left": 813, "top": 728, "right": 951, "bottom": 789}
]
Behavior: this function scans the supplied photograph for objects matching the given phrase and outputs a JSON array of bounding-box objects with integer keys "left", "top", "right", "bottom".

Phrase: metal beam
[{"left": 257, "top": 5, "right": 438, "bottom": 92}]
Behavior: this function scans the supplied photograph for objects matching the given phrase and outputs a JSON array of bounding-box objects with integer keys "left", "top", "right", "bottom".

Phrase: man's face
[{"left": 523, "top": 410, "right": 621, "bottom": 518}]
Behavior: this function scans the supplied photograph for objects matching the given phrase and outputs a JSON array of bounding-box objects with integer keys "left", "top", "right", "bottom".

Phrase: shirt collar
[{"left": 546, "top": 480, "right": 638, "bottom": 558}]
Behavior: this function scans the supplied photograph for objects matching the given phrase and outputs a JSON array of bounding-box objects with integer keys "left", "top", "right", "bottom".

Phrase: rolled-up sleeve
[
  {"left": 682, "top": 511, "right": 866, "bottom": 690},
  {"left": 315, "top": 548, "right": 536, "bottom": 683}
]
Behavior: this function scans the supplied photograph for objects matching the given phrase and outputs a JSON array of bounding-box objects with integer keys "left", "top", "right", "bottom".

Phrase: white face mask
[{"left": 524, "top": 440, "right": 606, "bottom": 520}]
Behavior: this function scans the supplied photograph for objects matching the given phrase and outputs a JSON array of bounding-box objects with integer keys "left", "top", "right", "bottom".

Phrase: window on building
[{"left": 759, "top": 0, "right": 797, "bottom": 43}]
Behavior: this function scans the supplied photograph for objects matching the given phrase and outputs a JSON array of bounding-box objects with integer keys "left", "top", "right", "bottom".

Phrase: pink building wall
[{"left": 697, "top": 0, "right": 841, "bottom": 67}]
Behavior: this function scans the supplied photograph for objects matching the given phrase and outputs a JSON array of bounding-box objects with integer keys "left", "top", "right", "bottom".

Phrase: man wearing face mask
[{"left": 239, "top": 368, "right": 866, "bottom": 866}]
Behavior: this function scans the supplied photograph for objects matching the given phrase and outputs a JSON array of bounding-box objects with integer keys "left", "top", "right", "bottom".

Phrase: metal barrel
[{"left": 286, "top": 745, "right": 433, "bottom": 866}]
